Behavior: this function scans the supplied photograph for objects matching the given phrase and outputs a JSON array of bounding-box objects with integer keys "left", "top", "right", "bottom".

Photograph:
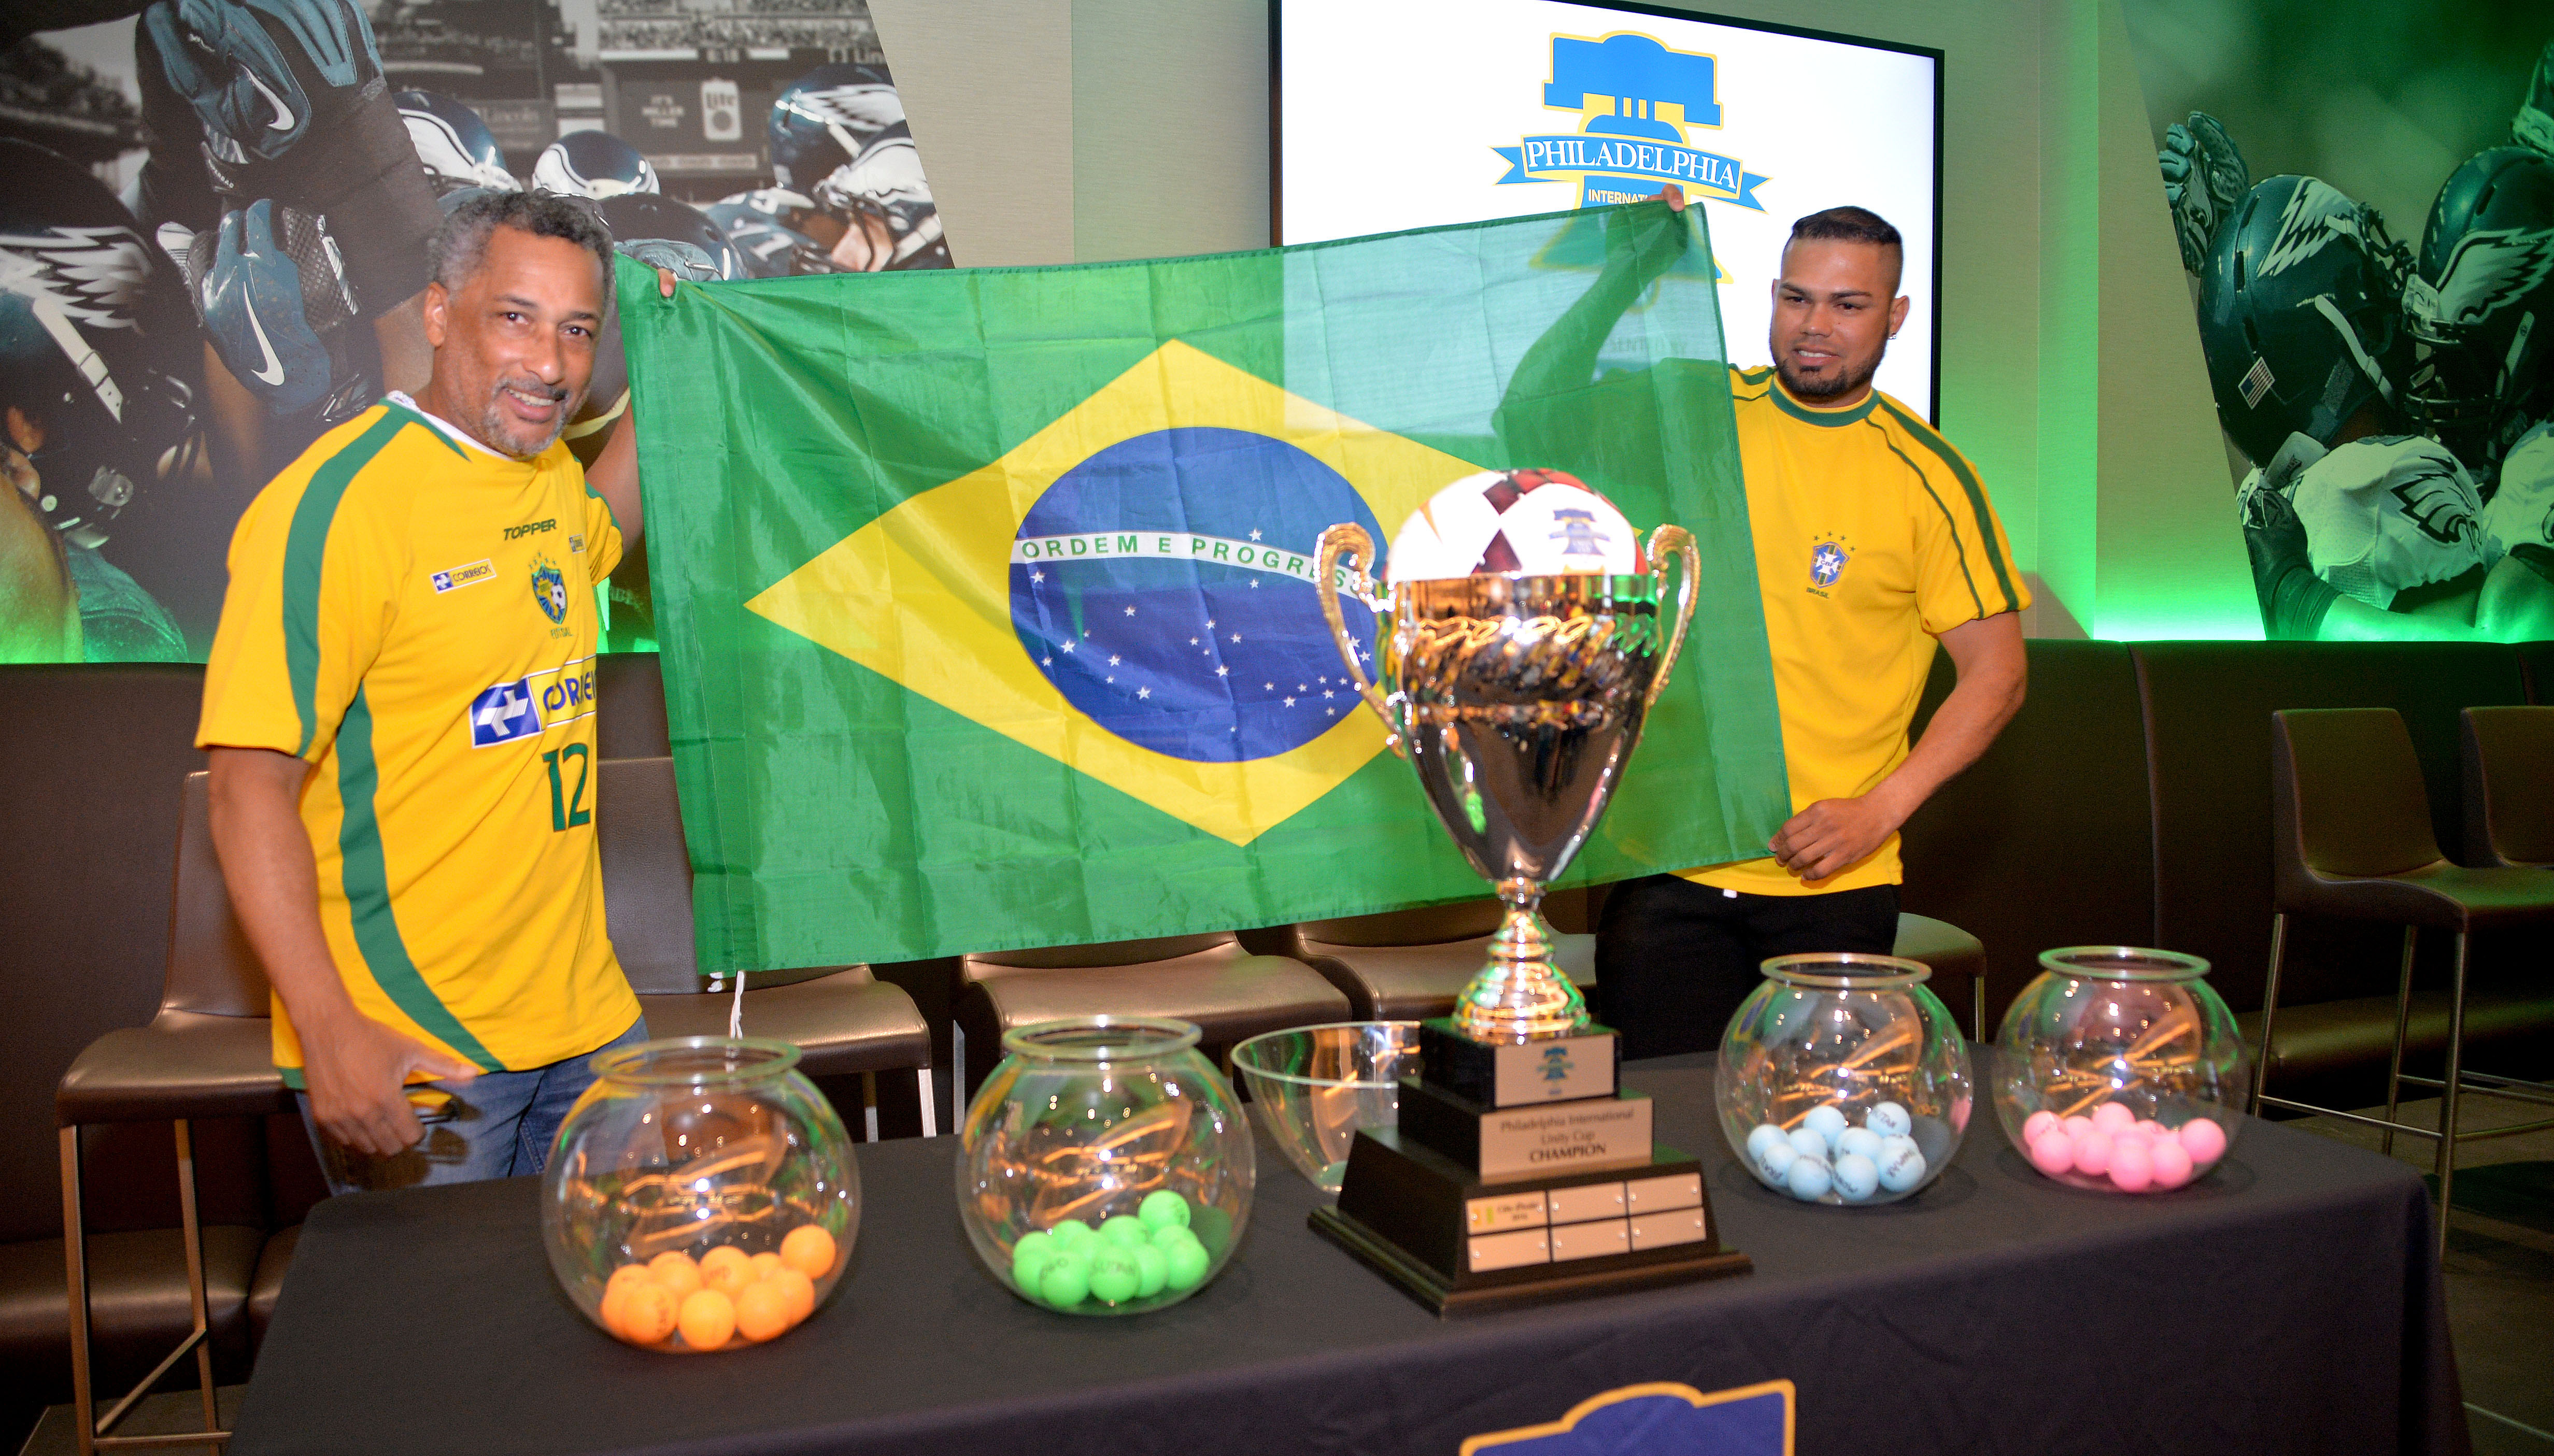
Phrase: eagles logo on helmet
[
  {"left": 2195, "top": 175, "right": 2415, "bottom": 470},
  {"left": 766, "top": 66, "right": 949, "bottom": 272},
  {"left": 2404, "top": 146, "right": 2554, "bottom": 475},
  {"left": 532, "top": 132, "right": 661, "bottom": 202},
  {"left": 396, "top": 90, "right": 521, "bottom": 197},
  {"left": 0, "top": 139, "right": 204, "bottom": 547}
]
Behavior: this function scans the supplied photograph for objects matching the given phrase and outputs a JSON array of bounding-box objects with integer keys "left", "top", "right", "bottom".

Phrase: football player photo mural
[
  {"left": 2151, "top": 26, "right": 2554, "bottom": 643},
  {"left": 0, "top": 0, "right": 950, "bottom": 662}
]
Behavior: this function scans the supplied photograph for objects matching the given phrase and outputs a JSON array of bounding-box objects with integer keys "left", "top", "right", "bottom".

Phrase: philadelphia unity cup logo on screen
[{"left": 1492, "top": 32, "right": 1772, "bottom": 213}]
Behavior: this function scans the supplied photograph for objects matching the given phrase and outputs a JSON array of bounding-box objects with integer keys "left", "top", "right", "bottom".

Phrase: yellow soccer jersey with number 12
[
  {"left": 1682, "top": 367, "right": 2030, "bottom": 897},
  {"left": 197, "top": 398, "right": 640, "bottom": 1085}
]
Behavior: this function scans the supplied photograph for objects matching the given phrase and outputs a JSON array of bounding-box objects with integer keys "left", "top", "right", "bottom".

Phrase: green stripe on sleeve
[
  {"left": 1881, "top": 433, "right": 1986, "bottom": 621},
  {"left": 282, "top": 411, "right": 411, "bottom": 757},
  {"left": 1876, "top": 398, "right": 2023, "bottom": 613},
  {"left": 333, "top": 683, "right": 501, "bottom": 1070}
]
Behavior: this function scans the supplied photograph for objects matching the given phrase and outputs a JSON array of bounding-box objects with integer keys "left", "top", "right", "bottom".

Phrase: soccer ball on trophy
[{"left": 1385, "top": 469, "right": 1640, "bottom": 580}]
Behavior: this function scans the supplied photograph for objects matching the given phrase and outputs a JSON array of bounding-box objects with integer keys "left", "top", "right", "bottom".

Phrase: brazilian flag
[{"left": 618, "top": 200, "right": 1787, "bottom": 973}]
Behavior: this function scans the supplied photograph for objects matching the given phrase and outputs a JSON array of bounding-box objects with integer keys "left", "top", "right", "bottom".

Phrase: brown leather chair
[
  {"left": 598, "top": 758, "right": 937, "bottom": 1137},
  {"left": 2461, "top": 707, "right": 2554, "bottom": 868},
  {"left": 2261, "top": 709, "right": 2554, "bottom": 1260},
  {"left": 1891, "top": 915, "right": 1989, "bottom": 1040},
  {"left": 55, "top": 770, "right": 291, "bottom": 1453},
  {"left": 954, "top": 935, "right": 1350, "bottom": 1100}
]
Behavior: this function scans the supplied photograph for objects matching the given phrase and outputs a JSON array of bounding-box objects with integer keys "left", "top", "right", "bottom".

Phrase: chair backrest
[
  {"left": 2271, "top": 709, "right": 2446, "bottom": 887},
  {"left": 966, "top": 933, "right": 1233, "bottom": 972},
  {"left": 162, "top": 770, "right": 274, "bottom": 1018},
  {"left": 1295, "top": 898, "right": 1507, "bottom": 948},
  {"left": 2462, "top": 706, "right": 2554, "bottom": 867},
  {"left": 595, "top": 756, "right": 703, "bottom": 994}
]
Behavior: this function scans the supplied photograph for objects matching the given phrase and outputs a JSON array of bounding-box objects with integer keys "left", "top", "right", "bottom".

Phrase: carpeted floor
[{"left": 2294, "top": 1092, "right": 2554, "bottom": 1454}]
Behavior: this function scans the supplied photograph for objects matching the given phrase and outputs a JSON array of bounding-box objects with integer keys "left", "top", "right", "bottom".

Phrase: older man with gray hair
[{"left": 195, "top": 190, "right": 673, "bottom": 1192}]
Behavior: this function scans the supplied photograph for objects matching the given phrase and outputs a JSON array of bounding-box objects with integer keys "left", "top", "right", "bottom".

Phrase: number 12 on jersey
[{"left": 543, "top": 744, "right": 592, "bottom": 831}]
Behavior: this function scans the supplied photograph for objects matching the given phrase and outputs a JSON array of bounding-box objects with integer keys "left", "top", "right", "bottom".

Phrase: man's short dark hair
[
  {"left": 427, "top": 190, "right": 616, "bottom": 305},
  {"left": 1789, "top": 206, "right": 1903, "bottom": 252}
]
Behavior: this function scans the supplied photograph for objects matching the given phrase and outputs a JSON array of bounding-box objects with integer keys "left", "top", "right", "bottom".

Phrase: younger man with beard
[
  {"left": 1596, "top": 202, "right": 2031, "bottom": 1057},
  {"left": 197, "top": 191, "right": 666, "bottom": 1190}
]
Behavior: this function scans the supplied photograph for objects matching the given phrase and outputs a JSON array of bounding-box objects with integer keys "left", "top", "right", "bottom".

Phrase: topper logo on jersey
[
  {"left": 466, "top": 657, "right": 597, "bottom": 748},
  {"left": 1008, "top": 427, "right": 1384, "bottom": 764},
  {"left": 1492, "top": 33, "right": 1770, "bottom": 211}
]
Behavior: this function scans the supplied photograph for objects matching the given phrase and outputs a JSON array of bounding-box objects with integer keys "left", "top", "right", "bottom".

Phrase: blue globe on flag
[{"left": 1009, "top": 427, "right": 1384, "bottom": 763}]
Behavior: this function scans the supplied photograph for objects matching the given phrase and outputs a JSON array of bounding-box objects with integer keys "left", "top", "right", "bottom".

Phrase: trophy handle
[
  {"left": 1314, "top": 522, "right": 1406, "bottom": 758},
  {"left": 1642, "top": 523, "right": 1701, "bottom": 709}
]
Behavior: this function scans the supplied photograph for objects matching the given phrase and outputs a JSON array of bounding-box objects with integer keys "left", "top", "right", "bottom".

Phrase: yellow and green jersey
[
  {"left": 197, "top": 397, "right": 640, "bottom": 1082},
  {"left": 1682, "top": 368, "right": 2029, "bottom": 896}
]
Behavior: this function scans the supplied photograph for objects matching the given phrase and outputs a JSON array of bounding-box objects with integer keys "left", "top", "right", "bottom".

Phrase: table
[{"left": 229, "top": 1054, "right": 2467, "bottom": 1455}]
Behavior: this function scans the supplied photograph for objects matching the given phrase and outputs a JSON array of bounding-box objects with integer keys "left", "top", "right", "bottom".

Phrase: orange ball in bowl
[
  {"left": 700, "top": 1245, "right": 754, "bottom": 1296},
  {"left": 648, "top": 1250, "right": 703, "bottom": 1298},
  {"left": 768, "top": 1266, "right": 816, "bottom": 1324},
  {"left": 733, "top": 1279, "right": 793, "bottom": 1342},
  {"left": 677, "top": 1288, "right": 736, "bottom": 1350},
  {"left": 780, "top": 1224, "right": 836, "bottom": 1279},
  {"left": 748, "top": 1251, "right": 783, "bottom": 1282},
  {"left": 612, "top": 1280, "right": 679, "bottom": 1346}
]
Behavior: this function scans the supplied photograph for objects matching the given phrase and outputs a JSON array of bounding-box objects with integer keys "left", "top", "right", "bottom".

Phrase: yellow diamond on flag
[{"left": 746, "top": 340, "right": 1483, "bottom": 847}]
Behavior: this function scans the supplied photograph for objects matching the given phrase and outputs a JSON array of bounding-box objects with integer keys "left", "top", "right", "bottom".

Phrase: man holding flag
[
  {"left": 196, "top": 189, "right": 675, "bottom": 1190},
  {"left": 1589, "top": 190, "right": 2030, "bottom": 1058}
]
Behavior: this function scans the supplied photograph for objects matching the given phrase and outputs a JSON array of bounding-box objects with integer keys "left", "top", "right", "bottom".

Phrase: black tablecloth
[{"left": 229, "top": 1053, "right": 2467, "bottom": 1455}]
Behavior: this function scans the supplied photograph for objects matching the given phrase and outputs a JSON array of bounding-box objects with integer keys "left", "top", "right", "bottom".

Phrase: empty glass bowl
[
  {"left": 1716, "top": 953, "right": 1973, "bottom": 1206},
  {"left": 1995, "top": 947, "right": 2249, "bottom": 1193},
  {"left": 543, "top": 1037, "right": 858, "bottom": 1351},
  {"left": 956, "top": 1017, "right": 1253, "bottom": 1315},
  {"left": 1229, "top": 1022, "right": 1417, "bottom": 1194}
]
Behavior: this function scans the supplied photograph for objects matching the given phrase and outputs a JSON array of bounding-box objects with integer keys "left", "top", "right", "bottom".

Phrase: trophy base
[
  {"left": 1315, "top": 1126, "right": 1749, "bottom": 1317},
  {"left": 1418, "top": 1018, "right": 1622, "bottom": 1107},
  {"left": 1396, "top": 1078, "right": 1655, "bottom": 1181}
]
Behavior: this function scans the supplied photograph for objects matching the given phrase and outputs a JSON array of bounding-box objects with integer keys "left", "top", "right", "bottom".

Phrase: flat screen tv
[{"left": 1274, "top": 0, "right": 1943, "bottom": 419}]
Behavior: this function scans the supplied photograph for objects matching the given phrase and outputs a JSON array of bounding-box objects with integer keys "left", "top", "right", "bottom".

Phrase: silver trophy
[{"left": 1313, "top": 521, "right": 1699, "bottom": 1043}]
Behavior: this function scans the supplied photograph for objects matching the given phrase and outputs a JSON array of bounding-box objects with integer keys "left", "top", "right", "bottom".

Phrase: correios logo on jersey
[
  {"left": 1492, "top": 33, "right": 1770, "bottom": 212},
  {"left": 466, "top": 655, "right": 598, "bottom": 748}
]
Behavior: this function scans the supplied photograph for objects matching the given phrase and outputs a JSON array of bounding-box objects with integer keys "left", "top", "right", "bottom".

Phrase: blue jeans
[{"left": 297, "top": 1019, "right": 647, "bottom": 1195}]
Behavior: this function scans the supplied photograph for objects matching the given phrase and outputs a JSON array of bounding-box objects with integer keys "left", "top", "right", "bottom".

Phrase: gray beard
[{"left": 476, "top": 386, "right": 582, "bottom": 460}]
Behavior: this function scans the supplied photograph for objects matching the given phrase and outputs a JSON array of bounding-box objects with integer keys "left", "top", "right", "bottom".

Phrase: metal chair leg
[
  {"left": 63, "top": 1126, "right": 95, "bottom": 1456},
  {"left": 2434, "top": 932, "right": 2471, "bottom": 1266},
  {"left": 61, "top": 1121, "right": 230, "bottom": 1454},
  {"left": 175, "top": 1120, "right": 219, "bottom": 1436},
  {"left": 916, "top": 1067, "right": 939, "bottom": 1138},
  {"left": 2253, "top": 914, "right": 2289, "bottom": 1116},
  {"left": 2381, "top": 927, "right": 2418, "bottom": 1158}
]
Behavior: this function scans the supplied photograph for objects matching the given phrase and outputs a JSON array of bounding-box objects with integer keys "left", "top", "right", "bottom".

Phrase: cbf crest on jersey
[
  {"left": 1493, "top": 34, "right": 1770, "bottom": 212},
  {"left": 530, "top": 554, "right": 570, "bottom": 624}
]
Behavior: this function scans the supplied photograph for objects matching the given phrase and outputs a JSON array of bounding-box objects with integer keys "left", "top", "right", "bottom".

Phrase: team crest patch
[
  {"left": 1809, "top": 539, "right": 1849, "bottom": 587},
  {"left": 431, "top": 559, "right": 495, "bottom": 593},
  {"left": 531, "top": 554, "right": 570, "bottom": 624}
]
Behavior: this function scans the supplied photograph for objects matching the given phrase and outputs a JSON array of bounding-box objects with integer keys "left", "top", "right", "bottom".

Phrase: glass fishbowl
[
  {"left": 543, "top": 1037, "right": 858, "bottom": 1351},
  {"left": 1718, "top": 953, "right": 1973, "bottom": 1206},
  {"left": 1995, "top": 947, "right": 2248, "bottom": 1193},
  {"left": 957, "top": 1017, "right": 1254, "bottom": 1315}
]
